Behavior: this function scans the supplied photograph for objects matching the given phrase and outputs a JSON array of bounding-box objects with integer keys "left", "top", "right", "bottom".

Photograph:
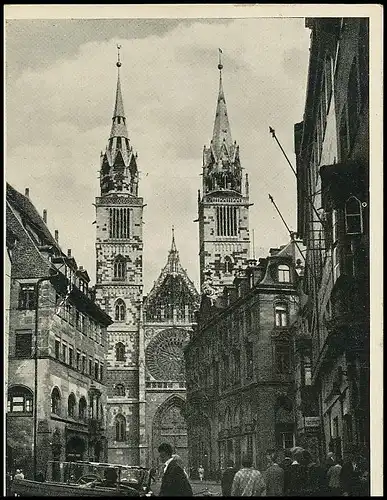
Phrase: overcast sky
[{"left": 5, "top": 13, "right": 311, "bottom": 293}]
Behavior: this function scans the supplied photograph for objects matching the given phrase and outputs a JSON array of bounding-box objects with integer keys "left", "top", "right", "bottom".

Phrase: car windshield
[{"left": 46, "top": 461, "right": 148, "bottom": 488}]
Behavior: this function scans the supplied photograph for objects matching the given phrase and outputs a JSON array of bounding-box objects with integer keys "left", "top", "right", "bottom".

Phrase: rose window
[{"left": 146, "top": 329, "right": 188, "bottom": 380}]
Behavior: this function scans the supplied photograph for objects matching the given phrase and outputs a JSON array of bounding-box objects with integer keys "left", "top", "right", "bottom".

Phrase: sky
[{"left": 5, "top": 11, "right": 311, "bottom": 293}]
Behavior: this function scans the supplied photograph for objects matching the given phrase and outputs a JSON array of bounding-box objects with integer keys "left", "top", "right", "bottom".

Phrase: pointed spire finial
[
  {"left": 171, "top": 225, "right": 177, "bottom": 252},
  {"left": 218, "top": 48, "right": 223, "bottom": 71},
  {"left": 211, "top": 48, "right": 232, "bottom": 155},
  {"left": 116, "top": 44, "right": 122, "bottom": 68}
]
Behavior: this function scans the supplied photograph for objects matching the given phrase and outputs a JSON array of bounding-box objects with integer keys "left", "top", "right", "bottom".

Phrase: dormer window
[
  {"left": 345, "top": 196, "right": 363, "bottom": 235},
  {"left": 278, "top": 265, "right": 290, "bottom": 283}
]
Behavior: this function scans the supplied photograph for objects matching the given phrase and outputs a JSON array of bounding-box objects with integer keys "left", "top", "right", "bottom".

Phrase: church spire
[
  {"left": 99, "top": 45, "right": 139, "bottom": 197},
  {"left": 170, "top": 225, "right": 177, "bottom": 253},
  {"left": 211, "top": 49, "right": 233, "bottom": 157},
  {"left": 202, "top": 50, "right": 241, "bottom": 195},
  {"left": 110, "top": 45, "right": 129, "bottom": 139},
  {"left": 167, "top": 226, "right": 180, "bottom": 273}
]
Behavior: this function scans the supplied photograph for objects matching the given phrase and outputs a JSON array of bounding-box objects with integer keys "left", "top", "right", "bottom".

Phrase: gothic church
[{"left": 94, "top": 52, "right": 199, "bottom": 466}]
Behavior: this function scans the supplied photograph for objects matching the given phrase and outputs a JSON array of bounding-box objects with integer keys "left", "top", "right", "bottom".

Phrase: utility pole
[{"left": 268, "top": 194, "right": 306, "bottom": 261}]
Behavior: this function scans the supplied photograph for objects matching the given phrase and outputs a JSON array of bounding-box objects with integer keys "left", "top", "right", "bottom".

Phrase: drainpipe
[{"left": 33, "top": 271, "right": 59, "bottom": 480}]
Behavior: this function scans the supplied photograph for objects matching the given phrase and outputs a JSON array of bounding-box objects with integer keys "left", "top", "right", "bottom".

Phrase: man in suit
[
  {"left": 158, "top": 443, "right": 193, "bottom": 497},
  {"left": 221, "top": 459, "right": 238, "bottom": 497},
  {"left": 264, "top": 451, "right": 284, "bottom": 496},
  {"left": 287, "top": 449, "right": 308, "bottom": 496}
]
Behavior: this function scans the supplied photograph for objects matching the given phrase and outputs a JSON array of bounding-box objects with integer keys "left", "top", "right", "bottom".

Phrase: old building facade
[
  {"left": 94, "top": 53, "right": 199, "bottom": 467},
  {"left": 143, "top": 230, "right": 200, "bottom": 468},
  {"left": 185, "top": 239, "right": 303, "bottom": 475},
  {"left": 294, "top": 17, "right": 369, "bottom": 462},
  {"left": 6, "top": 183, "right": 112, "bottom": 479}
]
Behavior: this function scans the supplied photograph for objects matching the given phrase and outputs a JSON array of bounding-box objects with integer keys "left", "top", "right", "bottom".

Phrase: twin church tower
[{"left": 94, "top": 48, "right": 251, "bottom": 466}]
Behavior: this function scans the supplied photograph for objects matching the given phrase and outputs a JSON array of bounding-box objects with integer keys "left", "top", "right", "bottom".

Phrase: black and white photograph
[{"left": 4, "top": 4, "right": 383, "bottom": 497}]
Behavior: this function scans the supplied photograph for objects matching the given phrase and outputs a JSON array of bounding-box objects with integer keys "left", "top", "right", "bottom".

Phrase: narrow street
[{"left": 151, "top": 479, "right": 222, "bottom": 496}]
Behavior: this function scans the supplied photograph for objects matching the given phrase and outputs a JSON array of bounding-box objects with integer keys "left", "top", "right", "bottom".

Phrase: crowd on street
[
  {"left": 6, "top": 443, "right": 370, "bottom": 497},
  {"left": 156, "top": 444, "right": 370, "bottom": 497}
]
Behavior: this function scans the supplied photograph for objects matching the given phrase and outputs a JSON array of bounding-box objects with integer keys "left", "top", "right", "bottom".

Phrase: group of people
[{"left": 221, "top": 447, "right": 370, "bottom": 497}]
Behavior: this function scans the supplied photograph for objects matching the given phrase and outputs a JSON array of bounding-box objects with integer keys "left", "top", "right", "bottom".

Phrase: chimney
[
  {"left": 79, "top": 265, "right": 83, "bottom": 270},
  {"left": 43, "top": 209, "right": 47, "bottom": 223},
  {"left": 25, "top": 188, "right": 29, "bottom": 197},
  {"left": 67, "top": 249, "right": 72, "bottom": 258},
  {"left": 54, "top": 230, "right": 59, "bottom": 242}
]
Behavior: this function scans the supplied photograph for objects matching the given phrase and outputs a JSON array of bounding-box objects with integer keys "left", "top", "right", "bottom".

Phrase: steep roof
[
  {"left": 6, "top": 183, "right": 60, "bottom": 250},
  {"left": 144, "top": 229, "right": 199, "bottom": 306},
  {"left": 211, "top": 71, "right": 234, "bottom": 159}
]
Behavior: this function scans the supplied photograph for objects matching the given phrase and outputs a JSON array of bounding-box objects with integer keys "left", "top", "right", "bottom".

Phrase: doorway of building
[
  {"left": 152, "top": 396, "right": 188, "bottom": 468},
  {"left": 66, "top": 436, "right": 86, "bottom": 462}
]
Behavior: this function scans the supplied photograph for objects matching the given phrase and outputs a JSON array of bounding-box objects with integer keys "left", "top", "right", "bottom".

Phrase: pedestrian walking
[
  {"left": 303, "top": 450, "right": 325, "bottom": 497},
  {"left": 341, "top": 449, "right": 369, "bottom": 496},
  {"left": 221, "top": 460, "right": 238, "bottom": 496},
  {"left": 158, "top": 442, "right": 193, "bottom": 496},
  {"left": 171, "top": 454, "right": 189, "bottom": 479},
  {"left": 280, "top": 448, "right": 292, "bottom": 495},
  {"left": 326, "top": 457, "right": 342, "bottom": 496},
  {"left": 287, "top": 448, "right": 308, "bottom": 496},
  {"left": 231, "top": 454, "right": 266, "bottom": 496},
  {"left": 198, "top": 465, "right": 205, "bottom": 482},
  {"left": 264, "top": 451, "right": 284, "bottom": 496},
  {"left": 321, "top": 452, "right": 336, "bottom": 495}
]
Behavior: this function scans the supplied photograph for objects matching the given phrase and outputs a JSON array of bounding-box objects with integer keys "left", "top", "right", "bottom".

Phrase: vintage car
[{"left": 10, "top": 460, "right": 155, "bottom": 497}]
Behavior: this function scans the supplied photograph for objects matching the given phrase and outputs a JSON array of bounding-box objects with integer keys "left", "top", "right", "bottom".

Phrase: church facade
[
  {"left": 94, "top": 52, "right": 199, "bottom": 466},
  {"left": 143, "top": 230, "right": 200, "bottom": 469}
]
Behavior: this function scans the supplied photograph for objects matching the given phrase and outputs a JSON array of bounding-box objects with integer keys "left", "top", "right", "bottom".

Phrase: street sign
[{"left": 305, "top": 416, "right": 320, "bottom": 428}]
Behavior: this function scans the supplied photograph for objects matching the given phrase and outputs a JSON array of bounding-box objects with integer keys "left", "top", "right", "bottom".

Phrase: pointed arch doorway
[{"left": 152, "top": 396, "right": 188, "bottom": 468}]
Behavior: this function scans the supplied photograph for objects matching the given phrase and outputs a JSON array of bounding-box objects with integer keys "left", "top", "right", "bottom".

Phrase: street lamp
[{"left": 33, "top": 271, "right": 59, "bottom": 480}]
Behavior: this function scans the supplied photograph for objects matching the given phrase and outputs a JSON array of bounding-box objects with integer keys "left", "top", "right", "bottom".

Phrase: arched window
[
  {"left": 51, "top": 387, "right": 61, "bottom": 415},
  {"left": 68, "top": 393, "right": 76, "bottom": 418},
  {"left": 278, "top": 264, "right": 290, "bottom": 283},
  {"left": 113, "top": 257, "right": 126, "bottom": 280},
  {"left": 115, "top": 342, "right": 126, "bottom": 361},
  {"left": 224, "top": 256, "right": 234, "bottom": 274},
  {"left": 7, "top": 386, "right": 33, "bottom": 413},
  {"left": 345, "top": 196, "right": 363, "bottom": 234},
  {"left": 79, "top": 397, "right": 87, "bottom": 420},
  {"left": 114, "top": 384, "right": 125, "bottom": 397},
  {"left": 115, "top": 414, "right": 126, "bottom": 442},
  {"left": 115, "top": 299, "right": 126, "bottom": 321}
]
